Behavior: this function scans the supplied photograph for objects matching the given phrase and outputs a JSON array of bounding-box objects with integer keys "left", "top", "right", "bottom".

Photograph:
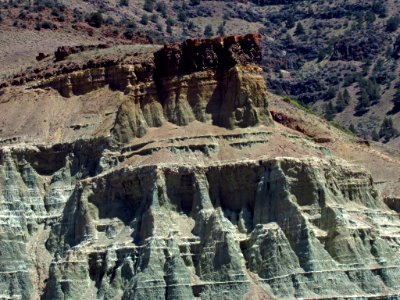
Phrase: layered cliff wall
[
  {"left": 0, "top": 35, "right": 399, "bottom": 299},
  {"left": 1, "top": 147, "right": 400, "bottom": 299}
]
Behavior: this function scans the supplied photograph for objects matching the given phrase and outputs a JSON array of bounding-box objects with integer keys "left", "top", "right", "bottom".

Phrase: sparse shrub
[
  {"left": 124, "top": 29, "right": 135, "bottom": 39},
  {"left": 372, "top": 1, "right": 387, "bottom": 18},
  {"left": 86, "top": 11, "right": 103, "bottom": 28},
  {"left": 35, "top": 22, "right": 42, "bottom": 30},
  {"left": 125, "top": 20, "right": 136, "bottom": 29},
  {"left": 73, "top": 8, "right": 83, "bottom": 22},
  {"left": 188, "top": 21, "right": 195, "bottom": 30},
  {"left": 155, "top": 1, "right": 167, "bottom": 18},
  {"left": 119, "top": 0, "right": 129, "bottom": 7},
  {"left": 150, "top": 14, "right": 158, "bottom": 23},
  {"left": 41, "top": 20, "right": 52, "bottom": 29},
  {"left": 18, "top": 9, "right": 27, "bottom": 19},
  {"left": 141, "top": 14, "right": 149, "bottom": 25},
  {"left": 386, "top": 16, "right": 400, "bottom": 32},
  {"left": 144, "top": 0, "right": 155, "bottom": 12},
  {"left": 105, "top": 16, "right": 115, "bottom": 25},
  {"left": 51, "top": 7, "right": 60, "bottom": 17},
  {"left": 195, "top": 6, "right": 212, "bottom": 17},
  {"left": 166, "top": 17, "right": 175, "bottom": 27},
  {"left": 146, "top": 29, "right": 164, "bottom": 43},
  {"left": 364, "top": 11, "right": 376, "bottom": 24},
  {"left": 177, "top": 11, "right": 187, "bottom": 22},
  {"left": 112, "top": 28, "right": 119, "bottom": 36},
  {"left": 190, "top": 0, "right": 200, "bottom": 6}
]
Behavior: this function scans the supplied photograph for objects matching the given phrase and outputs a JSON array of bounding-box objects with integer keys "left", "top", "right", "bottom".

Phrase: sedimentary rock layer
[
  {"left": 112, "top": 65, "right": 272, "bottom": 144},
  {"left": 154, "top": 33, "right": 262, "bottom": 78},
  {"left": 0, "top": 34, "right": 399, "bottom": 299},
  {"left": 1, "top": 144, "right": 400, "bottom": 299}
]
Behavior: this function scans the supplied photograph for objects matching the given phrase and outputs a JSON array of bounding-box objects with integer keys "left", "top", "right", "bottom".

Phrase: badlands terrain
[{"left": 0, "top": 31, "right": 399, "bottom": 299}]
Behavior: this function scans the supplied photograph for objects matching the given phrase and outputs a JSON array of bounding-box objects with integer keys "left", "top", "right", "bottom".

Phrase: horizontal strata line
[
  {"left": 260, "top": 265, "right": 400, "bottom": 282},
  {"left": 303, "top": 293, "right": 400, "bottom": 300},
  {"left": 0, "top": 270, "right": 29, "bottom": 274},
  {"left": 134, "top": 280, "right": 251, "bottom": 289},
  {"left": 121, "top": 131, "right": 273, "bottom": 154},
  {"left": 83, "top": 156, "right": 335, "bottom": 184}
]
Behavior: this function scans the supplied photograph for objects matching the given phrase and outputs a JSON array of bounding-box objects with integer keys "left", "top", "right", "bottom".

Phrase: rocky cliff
[{"left": 0, "top": 35, "right": 400, "bottom": 299}]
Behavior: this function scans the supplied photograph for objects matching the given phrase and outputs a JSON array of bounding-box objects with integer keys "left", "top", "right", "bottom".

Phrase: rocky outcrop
[
  {"left": 55, "top": 44, "right": 110, "bottom": 61},
  {"left": 35, "top": 63, "right": 155, "bottom": 97},
  {"left": 101, "top": 34, "right": 271, "bottom": 143},
  {"left": 331, "top": 30, "right": 386, "bottom": 61},
  {"left": 111, "top": 65, "right": 272, "bottom": 143},
  {"left": 154, "top": 34, "right": 262, "bottom": 78}
]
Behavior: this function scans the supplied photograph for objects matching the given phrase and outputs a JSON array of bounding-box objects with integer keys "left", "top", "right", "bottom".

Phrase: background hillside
[{"left": 1, "top": 0, "right": 400, "bottom": 147}]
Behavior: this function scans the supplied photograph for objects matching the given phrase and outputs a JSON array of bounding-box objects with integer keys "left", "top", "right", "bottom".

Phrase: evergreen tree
[
  {"left": 294, "top": 22, "right": 305, "bottom": 36},
  {"left": 392, "top": 85, "right": 400, "bottom": 113},
  {"left": 217, "top": 22, "right": 225, "bottom": 36},
  {"left": 349, "top": 123, "right": 357, "bottom": 134},
  {"left": 284, "top": 33, "right": 294, "bottom": 46},
  {"left": 286, "top": 14, "right": 295, "bottom": 29},
  {"left": 324, "top": 101, "right": 336, "bottom": 121},
  {"left": 343, "top": 89, "right": 351, "bottom": 105},
  {"left": 371, "top": 128, "right": 380, "bottom": 141},
  {"left": 355, "top": 90, "right": 370, "bottom": 115},
  {"left": 325, "top": 86, "right": 336, "bottom": 100},
  {"left": 204, "top": 24, "right": 213, "bottom": 38},
  {"left": 336, "top": 91, "right": 347, "bottom": 112},
  {"left": 379, "top": 118, "right": 398, "bottom": 142}
]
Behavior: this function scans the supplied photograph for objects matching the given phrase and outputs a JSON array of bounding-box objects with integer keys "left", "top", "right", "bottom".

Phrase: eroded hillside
[{"left": 0, "top": 34, "right": 400, "bottom": 299}]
